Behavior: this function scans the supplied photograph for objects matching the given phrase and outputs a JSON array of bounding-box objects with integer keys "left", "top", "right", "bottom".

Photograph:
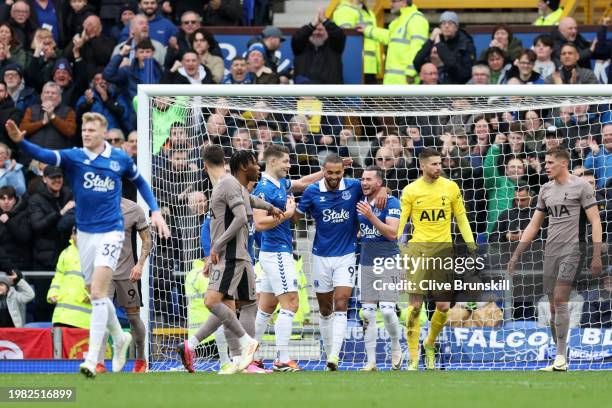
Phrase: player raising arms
[
  {"left": 293, "top": 154, "right": 386, "bottom": 371},
  {"left": 398, "top": 148, "right": 475, "bottom": 370},
  {"left": 508, "top": 147, "right": 601, "bottom": 372},
  {"left": 5, "top": 114, "right": 170, "bottom": 378},
  {"left": 357, "top": 166, "right": 403, "bottom": 371},
  {"left": 253, "top": 145, "right": 335, "bottom": 372}
]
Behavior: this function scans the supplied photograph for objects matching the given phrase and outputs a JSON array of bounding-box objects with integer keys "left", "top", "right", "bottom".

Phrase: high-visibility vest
[
  {"left": 365, "top": 5, "right": 429, "bottom": 84},
  {"left": 47, "top": 241, "right": 91, "bottom": 329},
  {"left": 297, "top": 98, "right": 323, "bottom": 134},
  {"left": 186, "top": 259, "right": 214, "bottom": 343},
  {"left": 294, "top": 256, "right": 311, "bottom": 326},
  {"left": 333, "top": 0, "right": 381, "bottom": 75},
  {"left": 534, "top": 8, "right": 563, "bottom": 26}
]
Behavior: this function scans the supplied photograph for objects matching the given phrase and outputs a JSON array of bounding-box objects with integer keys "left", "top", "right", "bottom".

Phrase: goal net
[{"left": 137, "top": 85, "right": 612, "bottom": 371}]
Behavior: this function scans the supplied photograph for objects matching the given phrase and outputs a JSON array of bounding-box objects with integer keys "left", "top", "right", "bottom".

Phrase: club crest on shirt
[
  {"left": 110, "top": 160, "right": 121, "bottom": 172},
  {"left": 342, "top": 190, "right": 351, "bottom": 200}
]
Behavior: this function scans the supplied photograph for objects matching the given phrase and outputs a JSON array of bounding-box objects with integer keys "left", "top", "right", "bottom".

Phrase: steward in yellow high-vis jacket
[
  {"left": 47, "top": 234, "right": 91, "bottom": 329},
  {"left": 333, "top": 0, "right": 381, "bottom": 82},
  {"left": 360, "top": 0, "right": 428, "bottom": 84},
  {"left": 186, "top": 258, "right": 214, "bottom": 343},
  {"left": 534, "top": 0, "right": 563, "bottom": 26}
]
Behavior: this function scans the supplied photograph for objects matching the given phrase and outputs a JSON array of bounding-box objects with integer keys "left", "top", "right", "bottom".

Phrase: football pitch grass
[{"left": 3, "top": 371, "right": 611, "bottom": 408}]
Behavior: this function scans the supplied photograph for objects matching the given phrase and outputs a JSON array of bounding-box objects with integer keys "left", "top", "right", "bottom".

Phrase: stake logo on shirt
[
  {"left": 360, "top": 223, "right": 382, "bottom": 239},
  {"left": 83, "top": 172, "right": 116, "bottom": 192},
  {"left": 322, "top": 208, "right": 350, "bottom": 223}
]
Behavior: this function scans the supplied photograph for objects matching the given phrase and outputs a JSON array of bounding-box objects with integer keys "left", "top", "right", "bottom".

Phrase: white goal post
[{"left": 137, "top": 84, "right": 612, "bottom": 371}]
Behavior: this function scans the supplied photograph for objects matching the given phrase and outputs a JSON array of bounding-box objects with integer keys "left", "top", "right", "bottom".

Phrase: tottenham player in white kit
[
  {"left": 6, "top": 114, "right": 170, "bottom": 378},
  {"left": 252, "top": 145, "right": 329, "bottom": 371}
]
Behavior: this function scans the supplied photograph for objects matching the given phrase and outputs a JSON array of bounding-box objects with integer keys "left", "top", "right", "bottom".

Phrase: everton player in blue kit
[
  {"left": 5, "top": 114, "right": 170, "bottom": 378},
  {"left": 252, "top": 145, "right": 330, "bottom": 372},
  {"left": 293, "top": 154, "right": 386, "bottom": 371},
  {"left": 356, "top": 166, "right": 403, "bottom": 371}
]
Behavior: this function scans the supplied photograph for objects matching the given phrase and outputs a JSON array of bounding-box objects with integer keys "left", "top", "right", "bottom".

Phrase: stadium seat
[{"left": 23, "top": 322, "right": 53, "bottom": 328}]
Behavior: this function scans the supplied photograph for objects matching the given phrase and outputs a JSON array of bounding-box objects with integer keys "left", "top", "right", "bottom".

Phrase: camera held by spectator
[{"left": 0, "top": 269, "right": 35, "bottom": 328}]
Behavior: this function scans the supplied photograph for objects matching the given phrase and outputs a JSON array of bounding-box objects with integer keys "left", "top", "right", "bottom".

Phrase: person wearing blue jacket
[
  {"left": 103, "top": 38, "right": 163, "bottom": 129},
  {"left": 75, "top": 71, "right": 129, "bottom": 133},
  {"left": 0, "top": 143, "right": 25, "bottom": 196},
  {"left": 584, "top": 123, "right": 612, "bottom": 189}
]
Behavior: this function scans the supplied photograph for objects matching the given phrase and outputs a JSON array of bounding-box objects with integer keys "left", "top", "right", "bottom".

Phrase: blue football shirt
[
  {"left": 297, "top": 178, "right": 363, "bottom": 257},
  {"left": 201, "top": 213, "right": 256, "bottom": 262},
  {"left": 56, "top": 144, "right": 139, "bottom": 233},
  {"left": 358, "top": 195, "right": 401, "bottom": 265},
  {"left": 253, "top": 173, "right": 293, "bottom": 253},
  {"left": 200, "top": 215, "right": 212, "bottom": 257}
]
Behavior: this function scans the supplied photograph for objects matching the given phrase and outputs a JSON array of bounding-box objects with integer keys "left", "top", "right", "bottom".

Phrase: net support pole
[{"left": 137, "top": 86, "right": 152, "bottom": 363}]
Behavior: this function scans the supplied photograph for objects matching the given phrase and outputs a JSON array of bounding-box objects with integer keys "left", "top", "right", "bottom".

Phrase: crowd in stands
[{"left": 0, "top": 0, "right": 611, "bottom": 328}]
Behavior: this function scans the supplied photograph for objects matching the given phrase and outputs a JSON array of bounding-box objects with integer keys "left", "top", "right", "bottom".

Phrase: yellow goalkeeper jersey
[{"left": 397, "top": 176, "right": 467, "bottom": 243}]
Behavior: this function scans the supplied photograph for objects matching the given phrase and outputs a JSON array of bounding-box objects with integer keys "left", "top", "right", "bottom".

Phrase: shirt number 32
[{"left": 101, "top": 243, "right": 121, "bottom": 261}]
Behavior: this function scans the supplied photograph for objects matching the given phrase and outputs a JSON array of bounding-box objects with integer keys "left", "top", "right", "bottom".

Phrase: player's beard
[
  {"left": 325, "top": 178, "right": 339, "bottom": 189},
  {"left": 362, "top": 184, "right": 375, "bottom": 197}
]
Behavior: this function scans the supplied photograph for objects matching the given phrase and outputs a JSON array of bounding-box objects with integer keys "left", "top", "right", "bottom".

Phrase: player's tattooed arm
[
  {"left": 254, "top": 196, "right": 296, "bottom": 231},
  {"left": 138, "top": 226, "right": 153, "bottom": 262},
  {"left": 130, "top": 226, "right": 153, "bottom": 282},
  {"left": 249, "top": 194, "right": 283, "bottom": 220},
  {"left": 249, "top": 194, "right": 274, "bottom": 211}
]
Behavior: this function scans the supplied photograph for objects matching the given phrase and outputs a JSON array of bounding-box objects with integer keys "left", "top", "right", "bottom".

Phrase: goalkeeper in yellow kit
[{"left": 397, "top": 148, "right": 476, "bottom": 370}]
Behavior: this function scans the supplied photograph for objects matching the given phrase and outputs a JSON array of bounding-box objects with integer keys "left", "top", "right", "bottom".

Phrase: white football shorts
[
  {"left": 258, "top": 251, "right": 298, "bottom": 296},
  {"left": 77, "top": 230, "right": 125, "bottom": 284},
  {"left": 312, "top": 253, "right": 357, "bottom": 293}
]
